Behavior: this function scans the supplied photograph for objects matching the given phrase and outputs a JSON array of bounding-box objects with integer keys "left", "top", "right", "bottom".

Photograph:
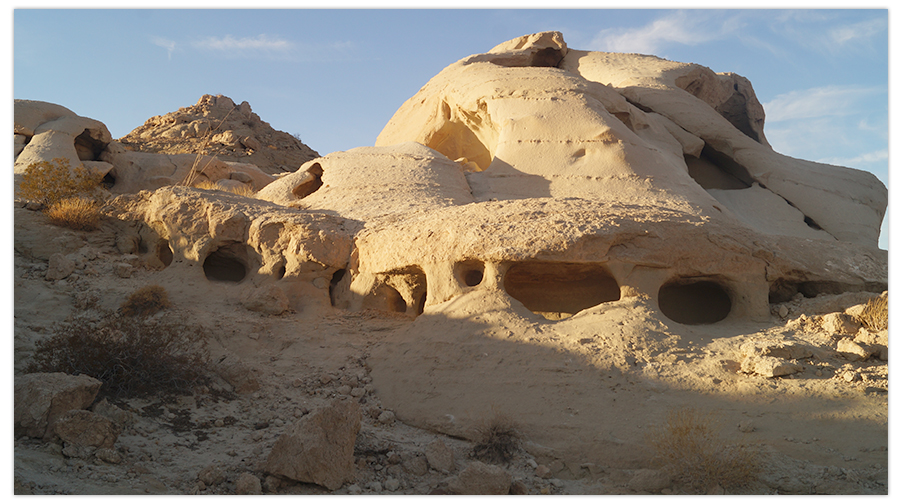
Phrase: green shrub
[
  {"left": 45, "top": 197, "right": 102, "bottom": 231},
  {"left": 26, "top": 313, "right": 209, "bottom": 399},
  {"left": 645, "top": 407, "right": 760, "bottom": 492},
  {"left": 120, "top": 285, "right": 171, "bottom": 317},
  {"left": 17, "top": 157, "right": 102, "bottom": 207},
  {"left": 858, "top": 293, "right": 887, "bottom": 331},
  {"left": 472, "top": 412, "right": 522, "bottom": 464}
]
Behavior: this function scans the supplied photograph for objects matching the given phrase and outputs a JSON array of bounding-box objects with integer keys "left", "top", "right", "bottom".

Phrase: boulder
[
  {"left": 14, "top": 100, "right": 112, "bottom": 174},
  {"left": 51, "top": 409, "right": 119, "bottom": 449},
  {"left": 14, "top": 372, "right": 102, "bottom": 439},
  {"left": 264, "top": 399, "right": 362, "bottom": 490},
  {"left": 425, "top": 439, "right": 455, "bottom": 473},
  {"left": 446, "top": 461, "right": 512, "bottom": 495},
  {"left": 235, "top": 473, "right": 262, "bottom": 495},
  {"left": 45, "top": 253, "right": 76, "bottom": 281},
  {"left": 241, "top": 285, "right": 290, "bottom": 315}
]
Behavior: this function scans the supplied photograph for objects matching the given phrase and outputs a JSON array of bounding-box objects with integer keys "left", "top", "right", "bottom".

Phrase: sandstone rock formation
[
  {"left": 12, "top": 31, "right": 889, "bottom": 495},
  {"left": 13, "top": 95, "right": 317, "bottom": 198},
  {"left": 118, "top": 94, "right": 319, "bottom": 175}
]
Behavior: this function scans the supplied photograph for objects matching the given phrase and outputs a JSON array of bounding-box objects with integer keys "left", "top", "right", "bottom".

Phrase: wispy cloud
[
  {"left": 151, "top": 37, "right": 177, "bottom": 60},
  {"left": 829, "top": 18, "right": 887, "bottom": 45},
  {"left": 589, "top": 11, "right": 720, "bottom": 54},
  {"left": 192, "top": 34, "right": 294, "bottom": 54},
  {"left": 762, "top": 85, "right": 882, "bottom": 122}
]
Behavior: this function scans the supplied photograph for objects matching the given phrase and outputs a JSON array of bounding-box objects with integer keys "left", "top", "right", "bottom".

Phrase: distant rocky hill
[{"left": 118, "top": 94, "right": 319, "bottom": 175}]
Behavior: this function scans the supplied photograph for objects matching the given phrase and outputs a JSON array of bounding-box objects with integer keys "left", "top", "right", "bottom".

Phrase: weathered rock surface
[
  {"left": 51, "top": 409, "right": 120, "bottom": 449},
  {"left": 118, "top": 94, "right": 319, "bottom": 175},
  {"left": 446, "top": 461, "right": 512, "bottom": 495},
  {"left": 14, "top": 373, "right": 102, "bottom": 439},
  {"left": 263, "top": 399, "right": 362, "bottom": 490}
]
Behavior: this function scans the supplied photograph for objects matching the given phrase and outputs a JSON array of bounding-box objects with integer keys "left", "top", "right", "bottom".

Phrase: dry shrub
[
  {"left": 194, "top": 179, "right": 255, "bottom": 197},
  {"left": 26, "top": 313, "right": 209, "bottom": 399},
  {"left": 646, "top": 407, "right": 760, "bottom": 492},
  {"left": 120, "top": 285, "right": 171, "bottom": 317},
  {"left": 45, "top": 197, "right": 102, "bottom": 231},
  {"left": 17, "top": 157, "right": 102, "bottom": 206},
  {"left": 472, "top": 412, "right": 522, "bottom": 464},
  {"left": 858, "top": 293, "right": 887, "bottom": 331}
]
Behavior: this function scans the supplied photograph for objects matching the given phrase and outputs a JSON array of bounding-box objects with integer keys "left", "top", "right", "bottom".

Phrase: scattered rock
[
  {"left": 235, "top": 472, "right": 262, "bottom": 495},
  {"left": 535, "top": 464, "right": 552, "bottom": 479},
  {"left": 384, "top": 478, "right": 401, "bottom": 492},
  {"left": 198, "top": 464, "right": 226, "bottom": 487},
  {"left": 45, "top": 253, "right": 75, "bottom": 281},
  {"left": 213, "top": 356, "right": 261, "bottom": 394},
  {"left": 822, "top": 312, "right": 861, "bottom": 335},
  {"left": 95, "top": 448, "right": 123, "bottom": 464},
  {"left": 378, "top": 410, "right": 396, "bottom": 425},
  {"left": 113, "top": 263, "right": 134, "bottom": 278},
  {"left": 837, "top": 338, "right": 877, "bottom": 361},
  {"left": 52, "top": 410, "right": 119, "bottom": 449},
  {"left": 14, "top": 372, "right": 102, "bottom": 439},
  {"left": 264, "top": 399, "right": 361, "bottom": 491},
  {"left": 402, "top": 455, "right": 429, "bottom": 476},
  {"left": 447, "top": 461, "right": 512, "bottom": 495},
  {"left": 741, "top": 356, "right": 803, "bottom": 378},
  {"left": 738, "top": 420, "right": 755, "bottom": 433},
  {"left": 425, "top": 439, "right": 455, "bottom": 473}
]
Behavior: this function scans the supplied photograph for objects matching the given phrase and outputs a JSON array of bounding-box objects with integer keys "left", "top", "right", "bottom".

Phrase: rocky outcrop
[
  {"left": 263, "top": 399, "right": 362, "bottom": 490},
  {"left": 118, "top": 94, "right": 319, "bottom": 175}
]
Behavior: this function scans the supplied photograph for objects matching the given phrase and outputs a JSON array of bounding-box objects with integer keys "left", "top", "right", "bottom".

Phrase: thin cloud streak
[
  {"left": 151, "top": 37, "right": 177, "bottom": 60},
  {"left": 762, "top": 85, "right": 881, "bottom": 122},
  {"left": 590, "top": 11, "right": 721, "bottom": 54},
  {"left": 192, "top": 34, "right": 294, "bottom": 52}
]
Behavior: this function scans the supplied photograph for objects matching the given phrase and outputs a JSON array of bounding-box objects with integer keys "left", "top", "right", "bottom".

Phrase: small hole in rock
[{"left": 203, "top": 244, "right": 248, "bottom": 282}]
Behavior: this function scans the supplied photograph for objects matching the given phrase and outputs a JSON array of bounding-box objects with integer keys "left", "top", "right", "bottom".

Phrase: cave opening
[
  {"left": 658, "top": 278, "right": 732, "bottom": 325},
  {"left": 504, "top": 262, "right": 620, "bottom": 320}
]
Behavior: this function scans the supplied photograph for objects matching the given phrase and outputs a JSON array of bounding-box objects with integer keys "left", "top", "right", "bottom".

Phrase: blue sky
[{"left": 9, "top": 7, "right": 891, "bottom": 248}]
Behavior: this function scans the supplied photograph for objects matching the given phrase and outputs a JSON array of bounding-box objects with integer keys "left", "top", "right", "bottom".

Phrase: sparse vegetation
[
  {"left": 194, "top": 179, "right": 255, "bottom": 197},
  {"left": 44, "top": 196, "right": 102, "bottom": 231},
  {"left": 472, "top": 411, "right": 522, "bottom": 464},
  {"left": 645, "top": 407, "right": 760, "bottom": 492},
  {"left": 858, "top": 293, "right": 887, "bottom": 331},
  {"left": 120, "top": 285, "right": 172, "bottom": 317},
  {"left": 17, "top": 157, "right": 102, "bottom": 207},
  {"left": 26, "top": 312, "right": 209, "bottom": 400}
]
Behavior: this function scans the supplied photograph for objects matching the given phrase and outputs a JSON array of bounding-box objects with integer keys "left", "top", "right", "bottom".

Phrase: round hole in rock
[
  {"left": 504, "top": 262, "right": 620, "bottom": 320},
  {"left": 658, "top": 279, "right": 731, "bottom": 325},
  {"left": 456, "top": 260, "right": 485, "bottom": 287},
  {"left": 203, "top": 243, "right": 249, "bottom": 283}
]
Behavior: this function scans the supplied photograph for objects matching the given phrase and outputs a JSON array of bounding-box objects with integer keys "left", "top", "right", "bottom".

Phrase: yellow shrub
[
  {"left": 194, "top": 179, "right": 255, "bottom": 197},
  {"left": 17, "top": 158, "right": 102, "bottom": 207},
  {"left": 858, "top": 293, "right": 887, "bottom": 331},
  {"left": 645, "top": 407, "right": 760, "bottom": 492},
  {"left": 45, "top": 197, "right": 102, "bottom": 231},
  {"left": 120, "top": 285, "right": 172, "bottom": 317}
]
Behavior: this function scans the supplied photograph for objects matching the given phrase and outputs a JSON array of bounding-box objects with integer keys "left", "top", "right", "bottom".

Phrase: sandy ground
[{"left": 12, "top": 205, "right": 889, "bottom": 495}]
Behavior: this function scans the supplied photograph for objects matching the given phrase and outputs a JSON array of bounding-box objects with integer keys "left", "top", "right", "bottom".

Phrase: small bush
[
  {"left": 120, "top": 285, "right": 171, "bottom": 317},
  {"left": 26, "top": 313, "right": 209, "bottom": 399},
  {"left": 858, "top": 293, "right": 887, "bottom": 331},
  {"left": 45, "top": 197, "right": 102, "bottom": 231},
  {"left": 194, "top": 179, "right": 255, "bottom": 197},
  {"left": 472, "top": 412, "right": 522, "bottom": 464},
  {"left": 17, "top": 157, "right": 102, "bottom": 207},
  {"left": 645, "top": 407, "right": 760, "bottom": 492}
]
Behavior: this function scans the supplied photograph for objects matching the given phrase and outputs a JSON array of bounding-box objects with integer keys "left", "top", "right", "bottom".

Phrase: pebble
[
  {"left": 378, "top": 411, "right": 396, "bottom": 425},
  {"left": 338, "top": 385, "right": 352, "bottom": 395},
  {"left": 843, "top": 372, "right": 859, "bottom": 382},
  {"left": 350, "top": 387, "right": 366, "bottom": 398},
  {"left": 384, "top": 478, "right": 401, "bottom": 491},
  {"left": 367, "top": 481, "right": 383, "bottom": 492},
  {"left": 347, "top": 484, "right": 362, "bottom": 494}
]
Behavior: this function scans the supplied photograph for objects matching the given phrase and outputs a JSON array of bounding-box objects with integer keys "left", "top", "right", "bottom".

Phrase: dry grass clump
[
  {"left": 194, "top": 179, "right": 255, "bottom": 197},
  {"left": 44, "top": 197, "right": 102, "bottom": 231},
  {"left": 26, "top": 313, "right": 209, "bottom": 400},
  {"left": 472, "top": 412, "right": 523, "bottom": 464},
  {"left": 120, "top": 285, "right": 171, "bottom": 317},
  {"left": 17, "top": 158, "right": 102, "bottom": 207},
  {"left": 646, "top": 407, "right": 760, "bottom": 492},
  {"left": 858, "top": 293, "right": 887, "bottom": 331}
]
